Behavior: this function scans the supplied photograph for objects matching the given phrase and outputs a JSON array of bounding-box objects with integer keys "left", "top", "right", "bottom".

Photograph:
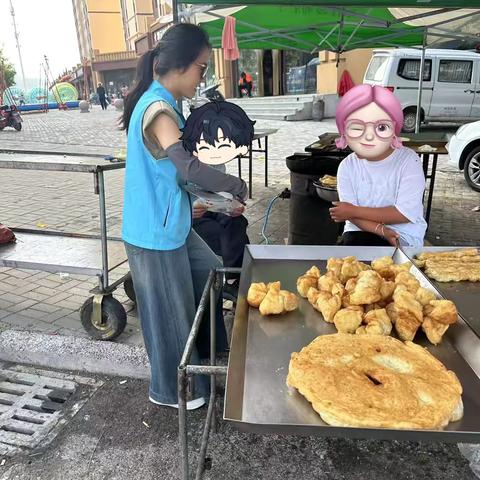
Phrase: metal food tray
[
  {"left": 404, "top": 247, "right": 480, "bottom": 338},
  {"left": 0, "top": 152, "right": 124, "bottom": 173},
  {"left": 225, "top": 245, "right": 480, "bottom": 443},
  {"left": 0, "top": 229, "right": 127, "bottom": 276}
]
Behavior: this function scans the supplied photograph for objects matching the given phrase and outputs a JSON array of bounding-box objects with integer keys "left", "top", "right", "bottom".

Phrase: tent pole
[
  {"left": 173, "top": 0, "right": 179, "bottom": 23},
  {"left": 415, "top": 30, "right": 427, "bottom": 134}
]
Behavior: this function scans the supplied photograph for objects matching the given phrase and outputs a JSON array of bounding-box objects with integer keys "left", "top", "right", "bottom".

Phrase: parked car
[
  {"left": 364, "top": 48, "right": 480, "bottom": 133},
  {"left": 446, "top": 120, "right": 480, "bottom": 192}
]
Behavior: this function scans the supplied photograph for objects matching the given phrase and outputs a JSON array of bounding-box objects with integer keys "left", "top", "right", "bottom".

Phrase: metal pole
[
  {"left": 415, "top": 30, "right": 427, "bottom": 134},
  {"left": 178, "top": 366, "right": 189, "bottom": 480},
  {"left": 172, "top": 0, "right": 183, "bottom": 113},
  {"left": 9, "top": 0, "right": 27, "bottom": 92},
  {"left": 210, "top": 277, "right": 218, "bottom": 433},
  {"left": 172, "top": 0, "right": 179, "bottom": 23},
  {"left": 97, "top": 170, "right": 109, "bottom": 291}
]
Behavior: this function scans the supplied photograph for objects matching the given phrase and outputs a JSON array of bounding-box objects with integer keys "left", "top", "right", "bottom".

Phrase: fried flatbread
[
  {"left": 287, "top": 334, "right": 463, "bottom": 429},
  {"left": 416, "top": 248, "right": 478, "bottom": 261},
  {"left": 424, "top": 262, "right": 480, "bottom": 282}
]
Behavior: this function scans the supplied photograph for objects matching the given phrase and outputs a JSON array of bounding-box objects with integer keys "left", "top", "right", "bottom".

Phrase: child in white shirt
[{"left": 330, "top": 84, "right": 427, "bottom": 247}]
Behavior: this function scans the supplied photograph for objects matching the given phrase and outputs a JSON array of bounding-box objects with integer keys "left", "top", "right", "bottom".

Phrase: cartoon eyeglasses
[{"left": 345, "top": 119, "right": 395, "bottom": 139}]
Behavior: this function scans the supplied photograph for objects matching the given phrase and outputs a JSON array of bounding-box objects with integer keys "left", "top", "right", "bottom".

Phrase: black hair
[
  {"left": 121, "top": 23, "right": 211, "bottom": 132},
  {"left": 181, "top": 101, "right": 256, "bottom": 154}
]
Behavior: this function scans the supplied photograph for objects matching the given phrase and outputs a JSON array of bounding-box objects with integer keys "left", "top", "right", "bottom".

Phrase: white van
[{"left": 364, "top": 48, "right": 480, "bottom": 132}]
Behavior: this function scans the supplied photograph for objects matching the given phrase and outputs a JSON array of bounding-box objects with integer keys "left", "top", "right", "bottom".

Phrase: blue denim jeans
[{"left": 125, "top": 230, "right": 225, "bottom": 404}]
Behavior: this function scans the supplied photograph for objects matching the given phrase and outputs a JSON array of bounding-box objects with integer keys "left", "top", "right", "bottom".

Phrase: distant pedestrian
[
  {"left": 238, "top": 71, "right": 253, "bottom": 98},
  {"left": 97, "top": 82, "right": 108, "bottom": 110},
  {"left": 121, "top": 84, "right": 129, "bottom": 99}
]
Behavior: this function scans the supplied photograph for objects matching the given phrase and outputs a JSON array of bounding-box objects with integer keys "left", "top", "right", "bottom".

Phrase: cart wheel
[
  {"left": 80, "top": 295, "right": 127, "bottom": 341},
  {"left": 124, "top": 276, "right": 136, "bottom": 303}
]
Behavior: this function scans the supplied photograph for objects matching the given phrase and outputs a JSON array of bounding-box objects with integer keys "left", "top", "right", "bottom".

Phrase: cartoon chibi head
[
  {"left": 181, "top": 101, "right": 256, "bottom": 165},
  {"left": 335, "top": 84, "right": 403, "bottom": 160}
]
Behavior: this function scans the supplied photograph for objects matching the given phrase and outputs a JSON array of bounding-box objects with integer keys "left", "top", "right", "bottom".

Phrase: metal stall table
[
  {"left": 0, "top": 153, "right": 132, "bottom": 340},
  {"left": 179, "top": 245, "right": 480, "bottom": 480},
  {"left": 237, "top": 128, "right": 278, "bottom": 199}
]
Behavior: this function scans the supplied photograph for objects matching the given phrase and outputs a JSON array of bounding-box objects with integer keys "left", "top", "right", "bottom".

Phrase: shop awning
[
  {"left": 187, "top": 1, "right": 480, "bottom": 7},
  {"left": 183, "top": 5, "right": 480, "bottom": 52}
]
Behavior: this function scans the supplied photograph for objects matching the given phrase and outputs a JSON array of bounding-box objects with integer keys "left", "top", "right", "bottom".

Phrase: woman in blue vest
[{"left": 121, "top": 24, "right": 247, "bottom": 410}]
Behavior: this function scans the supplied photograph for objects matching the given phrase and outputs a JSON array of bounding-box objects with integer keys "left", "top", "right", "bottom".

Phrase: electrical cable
[{"left": 261, "top": 188, "right": 291, "bottom": 245}]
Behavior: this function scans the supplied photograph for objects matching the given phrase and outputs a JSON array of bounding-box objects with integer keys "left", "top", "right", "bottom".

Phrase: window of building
[
  {"left": 438, "top": 60, "right": 473, "bottom": 83},
  {"left": 396, "top": 59, "right": 432, "bottom": 81}
]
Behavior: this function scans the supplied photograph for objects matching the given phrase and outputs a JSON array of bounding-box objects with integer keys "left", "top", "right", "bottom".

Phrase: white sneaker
[{"left": 149, "top": 396, "right": 206, "bottom": 411}]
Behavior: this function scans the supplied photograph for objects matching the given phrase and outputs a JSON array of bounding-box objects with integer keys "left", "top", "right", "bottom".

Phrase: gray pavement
[{"left": 0, "top": 366, "right": 475, "bottom": 480}]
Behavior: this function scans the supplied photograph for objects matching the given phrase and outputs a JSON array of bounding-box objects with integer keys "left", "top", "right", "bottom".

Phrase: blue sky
[{"left": 0, "top": 0, "right": 80, "bottom": 87}]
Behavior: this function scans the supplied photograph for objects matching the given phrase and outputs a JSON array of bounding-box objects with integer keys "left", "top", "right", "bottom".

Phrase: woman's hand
[
  {"left": 193, "top": 203, "right": 208, "bottom": 219},
  {"left": 329, "top": 202, "right": 357, "bottom": 222}
]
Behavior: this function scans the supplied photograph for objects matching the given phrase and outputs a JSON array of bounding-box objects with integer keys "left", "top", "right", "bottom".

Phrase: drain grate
[{"left": 0, "top": 365, "right": 102, "bottom": 456}]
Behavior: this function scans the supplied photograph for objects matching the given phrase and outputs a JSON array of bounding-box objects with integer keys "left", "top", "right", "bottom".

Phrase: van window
[
  {"left": 365, "top": 56, "right": 389, "bottom": 82},
  {"left": 397, "top": 59, "right": 432, "bottom": 81},
  {"left": 438, "top": 60, "right": 473, "bottom": 83}
]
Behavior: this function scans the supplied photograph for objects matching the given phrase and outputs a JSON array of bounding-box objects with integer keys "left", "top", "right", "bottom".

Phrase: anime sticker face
[
  {"left": 194, "top": 128, "right": 248, "bottom": 165},
  {"left": 181, "top": 101, "right": 255, "bottom": 165},
  {"left": 335, "top": 84, "right": 404, "bottom": 161}
]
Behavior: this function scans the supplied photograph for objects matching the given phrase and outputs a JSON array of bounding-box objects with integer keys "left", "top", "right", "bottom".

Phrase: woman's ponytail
[{"left": 121, "top": 49, "right": 156, "bottom": 132}]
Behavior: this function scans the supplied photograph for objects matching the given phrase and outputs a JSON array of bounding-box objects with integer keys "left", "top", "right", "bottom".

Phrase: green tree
[{"left": 0, "top": 48, "right": 16, "bottom": 88}]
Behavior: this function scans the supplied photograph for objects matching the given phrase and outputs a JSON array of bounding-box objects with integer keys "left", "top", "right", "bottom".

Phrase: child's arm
[
  {"left": 350, "top": 218, "right": 400, "bottom": 246},
  {"left": 332, "top": 159, "right": 426, "bottom": 225},
  {"left": 151, "top": 113, "right": 248, "bottom": 199},
  {"left": 330, "top": 203, "right": 408, "bottom": 224}
]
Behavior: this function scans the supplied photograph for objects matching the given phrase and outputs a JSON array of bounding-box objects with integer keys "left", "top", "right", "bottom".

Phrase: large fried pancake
[{"left": 287, "top": 334, "right": 463, "bottom": 430}]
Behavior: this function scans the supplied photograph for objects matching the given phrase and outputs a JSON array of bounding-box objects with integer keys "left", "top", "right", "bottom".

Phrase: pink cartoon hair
[{"left": 335, "top": 84, "right": 404, "bottom": 149}]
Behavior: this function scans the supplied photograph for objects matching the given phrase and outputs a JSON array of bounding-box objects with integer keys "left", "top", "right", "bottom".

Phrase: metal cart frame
[
  {"left": 178, "top": 266, "right": 237, "bottom": 480},
  {"left": 178, "top": 246, "right": 480, "bottom": 480},
  {"left": 0, "top": 153, "right": 133, "bottom": 339}
]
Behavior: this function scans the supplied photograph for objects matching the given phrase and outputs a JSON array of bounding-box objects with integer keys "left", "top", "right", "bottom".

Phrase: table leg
[
  {"left": 249, "top": 143, "right": 253, "bottom": 199},
  {"left": 422, "top": 153, "right": 429, "bottom": 178},
  {"left": 264, "top": 135, "right": 269, "bottom": 187},
  {"left": 425, "top": 153, "right": 438, "bottom": 225}
]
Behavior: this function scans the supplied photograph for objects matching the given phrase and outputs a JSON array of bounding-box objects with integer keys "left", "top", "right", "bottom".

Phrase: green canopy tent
[
  {"left": 176, "top": 3, "right": 480, "bottom": 131},
  {"left": 186, "top": 0, "right": 480, "bottom": 5},
  {"left": 184, "top": 5, "right": 480, "bottom": 53}
]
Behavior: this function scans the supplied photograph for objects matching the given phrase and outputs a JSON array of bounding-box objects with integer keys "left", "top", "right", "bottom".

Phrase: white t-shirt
[{"left": 337, "top": 147, "right": 427, "bottom": 246}]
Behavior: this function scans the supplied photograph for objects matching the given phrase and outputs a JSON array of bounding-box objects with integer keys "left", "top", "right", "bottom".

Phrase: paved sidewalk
[
  {"left": 0, "top": 106, "right": 479, "bottom": 343},
  {"left": 1, "top": 367, "right": 474, "bottom": 480}
]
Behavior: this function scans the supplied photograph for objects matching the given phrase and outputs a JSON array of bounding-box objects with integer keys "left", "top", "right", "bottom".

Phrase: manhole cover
[{"left": 0, "top": 364, "right": 102, "bottom": 456}]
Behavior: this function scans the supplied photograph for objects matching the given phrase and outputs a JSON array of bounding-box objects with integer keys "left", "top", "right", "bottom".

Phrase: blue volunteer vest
[{"left": 122, "top": 80, "right": 191, "bottom": 250}]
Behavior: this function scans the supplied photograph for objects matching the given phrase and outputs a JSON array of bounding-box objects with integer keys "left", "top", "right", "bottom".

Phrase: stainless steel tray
[
  {"left": 404, "top": 247, "right": 480, "bottom": 338},
  {"left": 224, "top": 245, "right": 480, "bottom": 442},
  {"left": 0, "top": 230, "right": 127, "bottom": 275},
  {"left": 0, "top": 152, "right": 125, "bottom": 173}
]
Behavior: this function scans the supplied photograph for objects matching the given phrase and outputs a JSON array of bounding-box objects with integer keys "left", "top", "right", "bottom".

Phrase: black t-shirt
[{"left": 97, "top": 86, "right": 106, "bottom": 96}]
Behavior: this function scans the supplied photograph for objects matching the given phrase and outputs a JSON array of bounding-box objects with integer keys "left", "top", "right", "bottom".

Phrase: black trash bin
[{"left": 286, "top": 153, "right": 346, "bottom": 245}]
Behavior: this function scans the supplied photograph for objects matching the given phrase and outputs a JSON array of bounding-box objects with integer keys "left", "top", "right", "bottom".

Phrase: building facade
[{"left": 71, "top": 0, "right": 155, "bottom": 99}]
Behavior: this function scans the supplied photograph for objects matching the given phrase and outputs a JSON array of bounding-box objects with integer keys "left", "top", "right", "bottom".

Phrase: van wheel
[
  {"left": 402, "top": 110, "right": 418, "bottom": 133},
  {"left": 464, "top": 147, "right": 480, "bottom": 192}
]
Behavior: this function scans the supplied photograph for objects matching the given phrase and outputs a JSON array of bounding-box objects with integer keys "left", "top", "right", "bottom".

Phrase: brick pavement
[{"left": 0, "top": 105, "right": 479, "bottom": 343}]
